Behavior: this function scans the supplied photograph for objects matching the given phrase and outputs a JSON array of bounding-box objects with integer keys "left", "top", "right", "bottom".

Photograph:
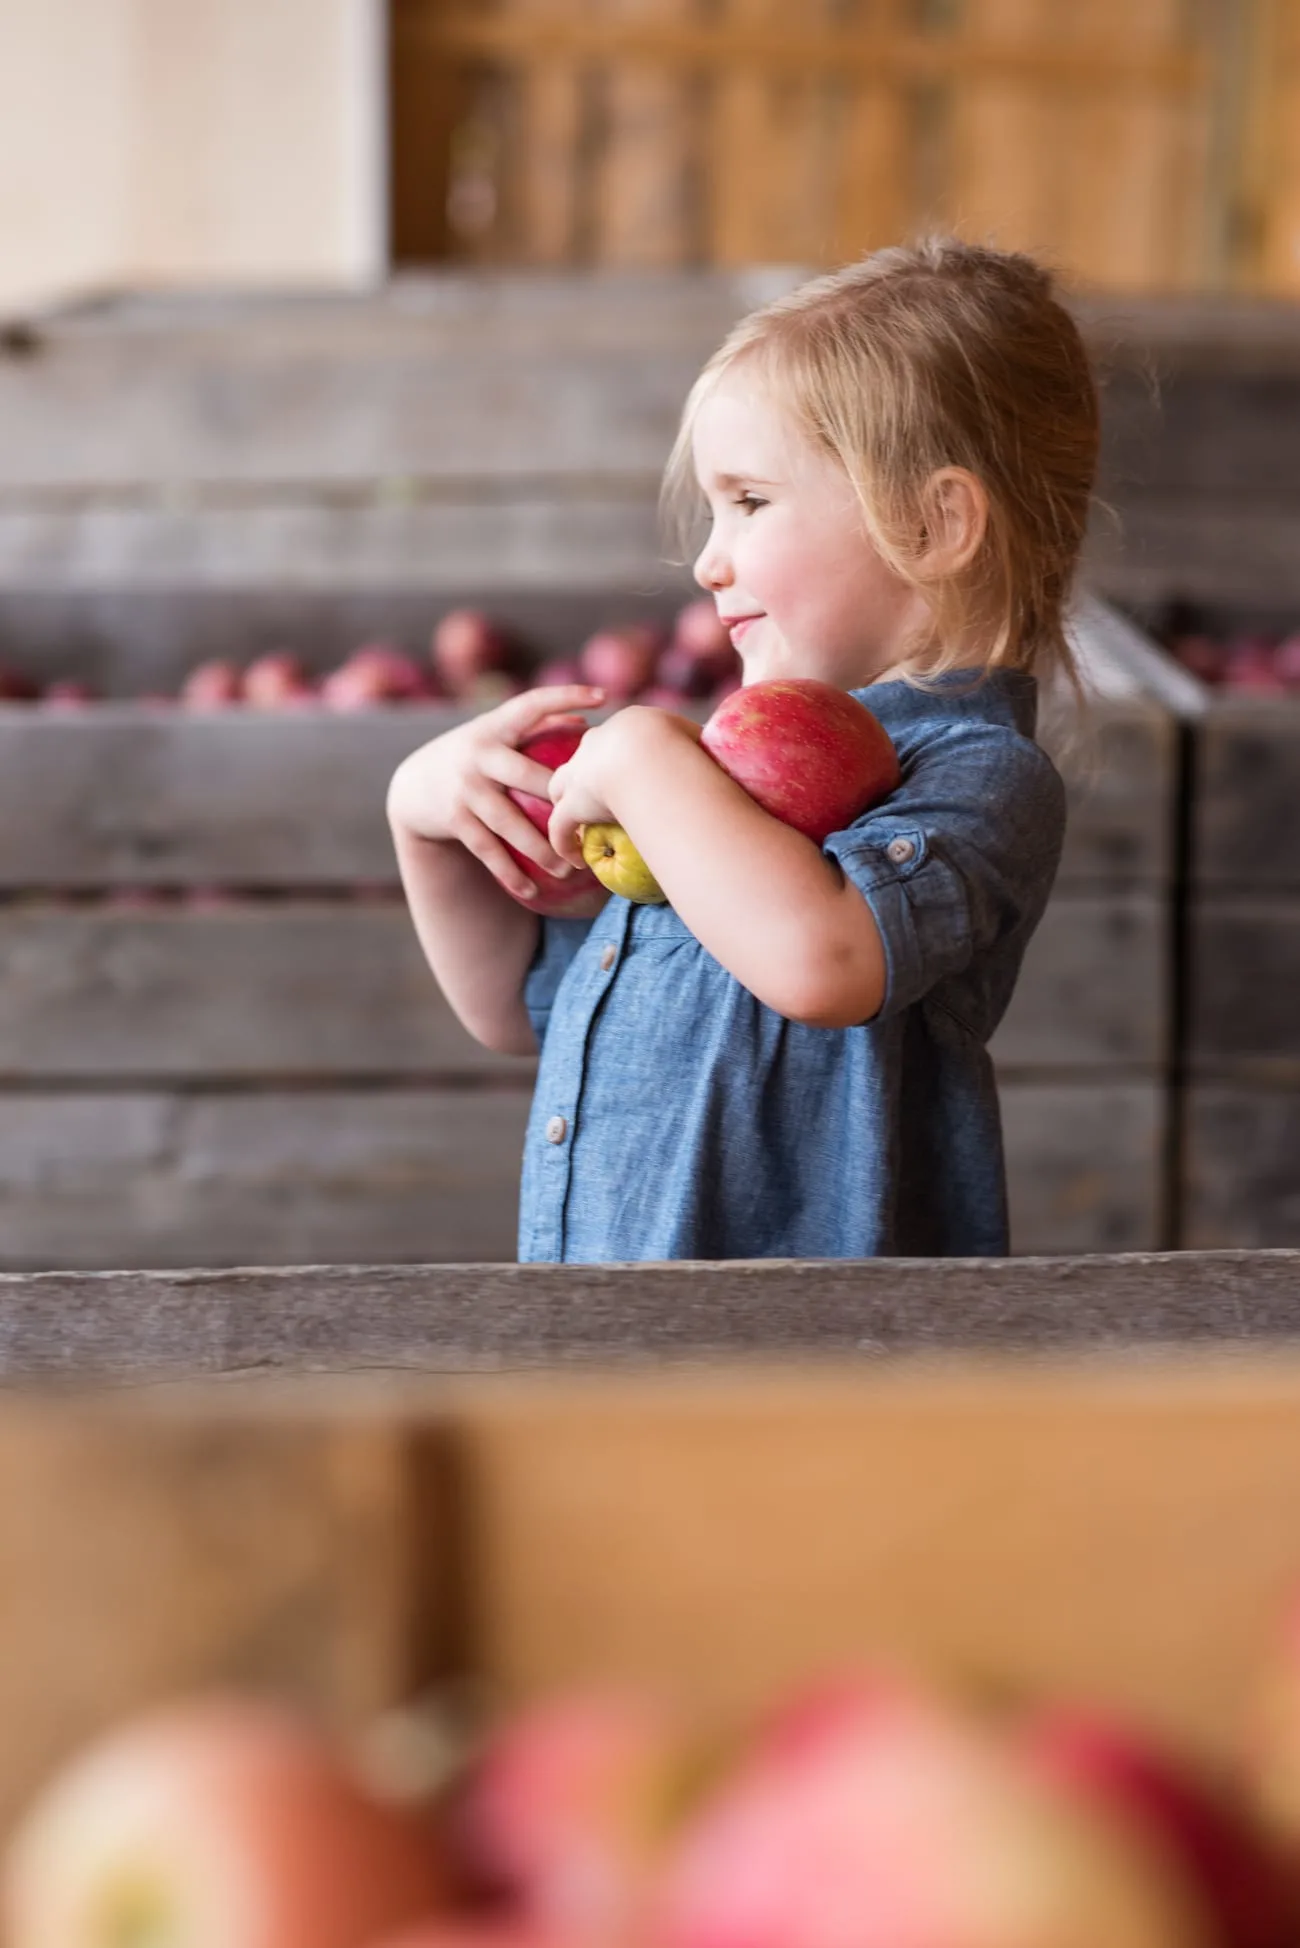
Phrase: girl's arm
[
  {"left": 388, "top": 685, "right": 607, "bottom": 1056},
  {"left": 549, "top": 706, "right": 888, "bottom": 1029}
]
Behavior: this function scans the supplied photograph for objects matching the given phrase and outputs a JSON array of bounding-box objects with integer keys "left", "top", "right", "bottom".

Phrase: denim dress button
[
  {"left": 545, "top": 1115, "right": 568, "bottom": 1144},
  {"left": 886, "top": 836, "right": 916, "bottom": 864},
  {"left": 600, "top": 945, "right": 617, "bottom": 971}
]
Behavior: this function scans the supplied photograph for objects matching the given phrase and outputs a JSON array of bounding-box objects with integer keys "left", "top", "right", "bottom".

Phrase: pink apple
[
  {"left": 502, "top": 727, "right": 603, "bottom": 914},
  {"left": 456, "top": 1691, "right": 697, "bottom": 1943},
  {"left": 1223, "top": 637, "right": 1285, "bottom": 696},
  {"left": 432, "top": 610, "right": 514, "bottom": 698},
  {"left": 181, "top": 659, "right": 244, "bottom": 706},
  {"left": 652, "top": 1691, "right": 1215, "bottom": 1948},
  {"left": 701, "top": 678, "right": 900, "bottom": 843},
  {"left": 322, "top": 646, "right": 432, "bottom": 710},
  {"left": 530, "top": 658, "right": 585, "bottom": 690},
  {"left": 244, "top": 652, "right": 315, "bottom": 708},
  {"left": 578, "top": 626, "right": 662, "bottom": 700},
  {"left": 673, "top": 598, "right": 733, "bottom": 663},
  {"left": 41, "top": 680, "right": 94, "bottom": 708},
  {"left": 1273, "top": 635, "right": 1300, "bottom": 686},
  {"left": 3, "top": 1694, "right": 448, "bottom": 1948},
  {"left": 1026, "top": 1706, "right": 1294, "bottom": 1948}
]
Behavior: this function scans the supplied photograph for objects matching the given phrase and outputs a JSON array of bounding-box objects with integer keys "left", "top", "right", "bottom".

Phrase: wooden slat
[
  {"left": 0, "top": 1398, "right": 418, "bottom": 1836},
  {"left": 1189, "top": 897, "right": 1300, "bottom": 1072},
  {"left": 0, "top": 1252, "right": 1298, "bottom": 1383},
  {"left": 949, "top": 0, "right": 1060, "bottom": 257},
  {"left": 1003, "top": 1080, "right": 1163, "bottom": 1255},
  {"left": 1183, "top": 1085, "right": 1300, "bottom": 1249},
  {"left": 594, "top": 0, "right": 702, "bottom": 268},
  {"left": 827, "top": 0, "right": 912, "bottom": 261},
  {"left": 449, "top": 1358, "right": 1300, "bottom": 1766},
  {"left": 1085, "top": 501, "right": 1300, "bottom": 614},
  {"left": 1050, "top": 701, "right": 1176, "bottom": 889},
  {"left": 1192, "top": 701, "right": 1300, "bottom": 892},
  {"left": 0, "top": 1089, "right": 527, "bottom": 1271},
  {"left": 992, "top": 892, "right": 1164, "bottom": 1071}
]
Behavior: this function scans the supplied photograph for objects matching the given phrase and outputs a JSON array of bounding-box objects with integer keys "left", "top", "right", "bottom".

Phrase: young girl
[{"left": 388, "top": 238, "right": 1100, "bottom": 1262}]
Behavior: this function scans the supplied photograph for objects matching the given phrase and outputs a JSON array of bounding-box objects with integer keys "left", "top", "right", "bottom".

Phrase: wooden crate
[
  {"left": 388, "top": 0, "right": 1232, "bottom": 292},
  {"left": 0, "top": 1251, "right": 1299, "bottom": 1835},
  {"left": 0, "top": 276, "right": 1186, "bottom": 1264}
]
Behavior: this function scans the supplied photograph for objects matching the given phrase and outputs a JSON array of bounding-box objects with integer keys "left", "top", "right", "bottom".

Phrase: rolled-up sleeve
[
  {"left": 523, "top": 915, "right": 596, "bottom": 1047},
  {"left": 822, "top": 723, "right": 1066, "bottom": 1021}
]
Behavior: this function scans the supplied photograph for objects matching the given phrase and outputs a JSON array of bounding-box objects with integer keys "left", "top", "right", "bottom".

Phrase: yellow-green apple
[
  {"left": 652, "top": 1687, "right": 1216, "bottom": 1948},
  {"left": 1025, "top": 1705, "right": 1294, "bottom": 1948},
  {"left": 503, "top": 728, "right": 604, "bottom": 914},
  {"left": 455, "top": 1689, "right": 697, "bottom": 1944},
  {"left": 580, "top": 825, "right": 666, "bottom": 905},
  {"left": 3, "top": 1694, "right": 448, "bottom": 1948},
  {"left": 701, "top": 678, "right": 899, "bottom": 843}
]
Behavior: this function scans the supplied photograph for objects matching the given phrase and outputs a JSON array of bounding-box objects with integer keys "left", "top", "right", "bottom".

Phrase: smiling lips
[{"left": 722, "top": 614, "right": 764, "bottom": 645}]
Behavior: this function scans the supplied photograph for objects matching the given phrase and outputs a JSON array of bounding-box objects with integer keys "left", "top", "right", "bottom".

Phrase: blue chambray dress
[{"left": 518, "top": 668, "right": 1065, "bottom": 1262}]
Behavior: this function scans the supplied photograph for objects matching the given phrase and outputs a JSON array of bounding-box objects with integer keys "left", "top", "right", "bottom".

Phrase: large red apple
[
  {"left": 701, "top": 679, "right": 899, "bottom": 844},
  {"left": 455, "top": 1690, "right": 697, "bottom": 1943},
  {"left": 3, "top": 1694, "right": 448, "bottom": 1948},
  {"left": 652, "top": 1690, "right": 1216, "bottom": 1948},
  {"left": 502, "top": 727, "right": 603, "bottom": 913},
  {"left": 1026, "top": 1706, "right": 1294, "bottom": 1948}
]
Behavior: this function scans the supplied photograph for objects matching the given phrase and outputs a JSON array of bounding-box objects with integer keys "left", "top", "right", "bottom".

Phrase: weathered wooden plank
[
  {"left": 1085, "top": 499, "right": 1300, "bottom": 613},
  {"left": 451, "top": 1359, "right": 1300, "bottom": 1767},
  {"left": 0, "top": 1088, "right": 527, "bottom": 1272},
  {"left": 1050, "top": 701, "right": 1177, "bottom": 888},
  {"left": 1192, "top": 702, "right": 1300, "bottom": 891},
  {"left": 1003, "top": 1080, "right": 1164, "bottom": 1255},
  {"left": 0, "top": 889, "right": 1160, "bottom": 1081},
  {"left": 0, "top": 1248, "right": 1298, "bottom": 1385},
  {"left": 1188, "top": 897, "right": 1300, "bottom": 1071},
  {"left": 0, "top": 1402, "right": 419, "bottom": 1835},
  {"left": 1183, "top": 1086, "right": 1300, "bottom": 1249}
]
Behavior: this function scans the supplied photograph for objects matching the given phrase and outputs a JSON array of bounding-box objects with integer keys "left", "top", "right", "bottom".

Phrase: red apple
[
  {"left": 701, "top": 678, "right": 900, "bottom": 843},
  {"left": 1223, "top": 637, "right": 1285, "bottom": 696},
  {"left": 652, "top": 1691, "right": 1215, "bottom": 1948},
  {"left": 1169, "top": 636, "right": 1227, "bottom": 687},
  {"left": 578, "top": 626, "right": 662, "bottom": 700},
  {"left": 244, "top": 652, "right": 315, "bottom": 708},
  {"left": 1027, "top": 1706, "right": 1294, "bottom": 1948},
  {"left": 322, "top": 646, "right": 432, "bottom": 710},
  {"left": 456, "top": 1690, "right": 696, "bottom": 1943},
  {"left": 432, "top": 611, "right": 514, "bottom": 698},
  {"left": 3, "top": 1694, "right": 448, "bottom": 1948},
  {"left": 181, "top": 659, "right": 244, "bottom": 706},
  {"left": 1273, "top": 635, "right": 1300, "bottom": 686},
  {"left": 367, "top": 1930, "right": 551, "bottom": 1948},
  {"left": 502, "top": 728, "right": 603, "bottom": 914}
]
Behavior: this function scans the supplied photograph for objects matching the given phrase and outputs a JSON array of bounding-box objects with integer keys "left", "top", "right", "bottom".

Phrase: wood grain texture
[
  {"left": 1188, "top": 897, "right": 1300, "bottom": 1071},
  {"left": 1003, "top": 1081, "right": 1163, "bottom": 1255},
  {"left": 1193, "top": 702, "right": 1300, "bottom": 891},
  {"left": 0, "top": 1249, "right": 1295, "bottom": 1384},
  {"left": 0, "top": 1399, "right": 418, "bottom": 1834},
  {"left": 1183, "top": 1086, "right": 1300, "bottom": 1249},
  {"left": 448, "top": 1359, "right": 1300, "bottom": 1765}
]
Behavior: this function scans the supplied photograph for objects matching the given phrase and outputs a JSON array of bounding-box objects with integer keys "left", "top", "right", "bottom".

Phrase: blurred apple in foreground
[
  {"left": 457, "top": 1691, "right": 696, "bottom": 1942},
  {"left": 3, "top": 1695, "right": 447, "bottom": 1948},
  {"left": 502, "top": 727, "right": 604, "bottom": 914},
  {"left": 1027, "top": 1706, "right": 1294, "bottom": 1948},
  {"left": 652, "top": 1689, "right": 1215, "bottom": 1948},
  {"left": 701, "top": 678, "right": 900, "bottom": 844}
]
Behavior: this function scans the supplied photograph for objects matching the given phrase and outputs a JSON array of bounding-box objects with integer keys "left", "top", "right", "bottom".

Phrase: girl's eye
[{"left": 734, "top": 493, "right": 766, "bottom": 515}]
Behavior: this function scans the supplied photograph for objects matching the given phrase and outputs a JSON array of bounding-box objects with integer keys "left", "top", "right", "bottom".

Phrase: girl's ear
[{"left": 914, "top": 468, "right": 988, "bottom": 581}]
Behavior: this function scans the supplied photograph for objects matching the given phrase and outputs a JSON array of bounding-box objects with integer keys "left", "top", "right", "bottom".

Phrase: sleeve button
[
  {"left": 545, "top": 1115, "right": 568, "bottom": 1144},
  {"left": 886, "top": 836, "right": 916, "bottom": 865}
]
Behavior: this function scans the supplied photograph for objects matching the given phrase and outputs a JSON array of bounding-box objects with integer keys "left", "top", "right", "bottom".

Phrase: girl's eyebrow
[{"left": 706, "top": 470, "right": 781, "bottom": 488}]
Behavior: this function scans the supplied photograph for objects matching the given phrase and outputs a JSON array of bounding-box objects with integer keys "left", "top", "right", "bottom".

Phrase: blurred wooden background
[{"left": 390, "top": 0, "right": 1299, "bottom": 295}]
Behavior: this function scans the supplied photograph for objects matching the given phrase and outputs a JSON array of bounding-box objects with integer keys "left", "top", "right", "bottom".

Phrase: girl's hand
[
  {"left": 547, "top": 706, "right": 703, "bottom": 868},
  {"left": 386, "top": 685, "right": 605, "bottom": 903}
]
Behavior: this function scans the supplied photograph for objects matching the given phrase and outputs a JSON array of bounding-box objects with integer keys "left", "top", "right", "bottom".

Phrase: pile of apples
[
  {"left": 4, "top": 602, "right": 741, "bottom": 713},
  {"left": 12, "top": 1597, "right": 1300, "bottom": 1948},
  {"left": 1162, "top": 625, "right": 1300, "bottom": 695}
]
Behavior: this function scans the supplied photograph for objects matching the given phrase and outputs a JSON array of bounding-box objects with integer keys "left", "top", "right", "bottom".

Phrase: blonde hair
[{"left": 662, "top": 238, "right": 1100, "bottom": 687}]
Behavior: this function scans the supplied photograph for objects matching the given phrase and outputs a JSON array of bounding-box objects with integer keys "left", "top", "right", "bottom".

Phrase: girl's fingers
[
  {"left": 547, "top": 803, "right": 588, "bottom": 871},
  {"left": 457, "top": 813, "right": 541, "bottom": 903},
  {"left": 470, "top": 783, "right": 571, "bottom": 877},
  {"left": 480, "top": 743, "right": 566, "bottom": 805}
]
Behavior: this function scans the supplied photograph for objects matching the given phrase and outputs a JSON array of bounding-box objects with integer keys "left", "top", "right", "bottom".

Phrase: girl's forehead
[{"left": 691, "top": 374, "right": 807, "bottom": 479}]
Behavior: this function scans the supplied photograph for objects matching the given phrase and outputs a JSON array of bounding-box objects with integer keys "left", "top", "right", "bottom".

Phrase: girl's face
[{"left": 690, "top": 372, "right": 930, "bottom": 689}]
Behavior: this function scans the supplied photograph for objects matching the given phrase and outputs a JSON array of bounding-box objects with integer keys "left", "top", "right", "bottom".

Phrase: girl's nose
[{"left": 693, "top": 535, "right": 732, "bottom": 591}]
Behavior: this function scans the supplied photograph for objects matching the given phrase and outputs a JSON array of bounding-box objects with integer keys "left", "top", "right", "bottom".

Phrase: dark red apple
[
  {"left": 2, "top": 1694, "right": 448, "bottom": 1948},
  {"left": 432, "top": 610, "right": 514, "bottom": 698},
  {"left": 1273, "top": 635, "right": 1300, "bottom": 686},
  {"left": 1170, "top": 636, "right": 1228, "bottom": 687},
  {"left": 1027, "top": 1706, "right": 1294, "bottom": 1948},
  {"left": 578, "top": 626, "right": 662, "bottom": 700},
  {"left": 701, "top": 678, "right": 900, "bottom": 843},
  {"left": 1223, "top": 637, "right": 1285, "bottom": 695},
  {"left": 502, "top": 727, "right": 603, "bottom": 913},
  {"left": 181, "top": 659, "right": 243, "bottom": 706}
]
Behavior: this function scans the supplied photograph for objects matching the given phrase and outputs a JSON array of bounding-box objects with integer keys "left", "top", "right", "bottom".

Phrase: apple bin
[
  {"left": 0, "top": 1249, "right": 1297, "bottom": 1934},
  {"left": 0, "top": 276, "right": 1190, "bottom": 1265}
]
